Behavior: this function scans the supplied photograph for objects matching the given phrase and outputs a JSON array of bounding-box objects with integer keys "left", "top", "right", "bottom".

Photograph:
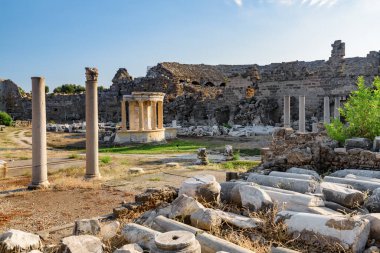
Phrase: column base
[
  {"left": 84, "top": 174, "right": 101, "bottom": 180},
  {"left": 28, "top": 181, "right": 50, "bottom": 190}
]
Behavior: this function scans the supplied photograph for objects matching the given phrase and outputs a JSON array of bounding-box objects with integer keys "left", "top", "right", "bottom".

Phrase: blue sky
[{"left": 1, "top": 0, "right": 380, "bottom": 91}]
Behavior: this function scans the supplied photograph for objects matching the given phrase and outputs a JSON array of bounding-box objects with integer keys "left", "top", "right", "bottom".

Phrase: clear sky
[{"left": 1, "top": 0, "right": 380, "bottom": 91}]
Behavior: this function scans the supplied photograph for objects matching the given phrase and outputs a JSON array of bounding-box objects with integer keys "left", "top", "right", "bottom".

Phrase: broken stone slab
[
  {"left": 73, "top": 219, "right": 101, "bottom": 236},
  {"left": 324, "top": 176, "right": 380, "bottom": 193},
  {"left": 320, "top": 181, "right": 365, "bottom": 208},
  {"left": 334, "top": 147, "right": 348, "bottom": 154},
  {"left": 276, "top": 211, "right": 370, "bottom": 253},
  {"left": 59, "top": 235, "right": 104, "bottom": 253},
  {"left": 169, "top": 194, "right": 205, "bottom": 219},
  {"left": 329, "top": 169, "right": 380, "bottom": 179},
  {"left": 365, "top": 188, "right": 380, "bottom": 212},
  {"left": 239, "top": 184, "right": 273, "bottom": 211},
  {"left": 114, "top": 243, "right": 143, "bottom": 253},
  {"left": 0, "top": 229, "right": 43, "bottom": 253},
  {"left": 345, "top": 138, "right": 372, "bottom": 150},
  {"left": 269, "top": 171, "right": 317, "bottom": 181},
  {"left": 324, "top": 201, "right": 355, "bottom": 214},
  {"left": 247, "top": 173, "right": 318, "bottom": 193},
  {"left": 373, "top": 137, "right": 380, "bottom": 152},
  {"left": 100, "top": 221, "right": 120, "bottom": 240},
  {"left": 150, "top": 230, "right": 201, "bottom": 253},
  {"left": 361, "top": 213, "right": 380, "bottom": 240},
  {"left": 214, "top": 209, "right": 263, "bottom": 229},
  {"left": 152, "top": 215, "right": 255, "bottom": 253},
  {"left": 122, "top": 223, "right": 161, "bottom": 250},
  {"left": 178, "top": 175, "right": 221, "bottom": 203},
  {"left": 286, "top": 167, "right": 321, "bottom": 180}
]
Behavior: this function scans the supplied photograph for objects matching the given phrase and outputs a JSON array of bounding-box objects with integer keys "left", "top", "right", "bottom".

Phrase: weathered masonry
[{"left": 1, "top": 40, "right": 379, "bottom": 128}]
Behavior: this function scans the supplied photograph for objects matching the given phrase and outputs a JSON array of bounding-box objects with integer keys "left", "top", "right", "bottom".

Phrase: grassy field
[{"left": 100, "top": 139, "right": 216, "bottom": 154}]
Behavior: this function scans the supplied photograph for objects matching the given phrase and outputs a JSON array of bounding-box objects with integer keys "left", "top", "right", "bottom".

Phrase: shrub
[
  {"left": 326, "top": 76, "right": 380, "bottom": 142},
  {"left": 100, "top": 156, "right": 111, "bottom": 164},
  {"left": 0, "top": 111, "right": 12, "bottom": 126},
  {"left": 53, "top": 84, "right": 85, "bottom": 94}
]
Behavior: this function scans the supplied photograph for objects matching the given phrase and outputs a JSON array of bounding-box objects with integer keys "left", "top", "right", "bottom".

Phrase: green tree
[
  {"left": 0, "top": 111, "right": 13, "bottom": 126},
  {"left": 53, "top": 84, "right": 85, "bottom": 94},
  {"left": 326, "top": 76, "right": 380, "bottom": 142},
  {"left": 45, "top": 85, "right": 49, "bottom": 93}
]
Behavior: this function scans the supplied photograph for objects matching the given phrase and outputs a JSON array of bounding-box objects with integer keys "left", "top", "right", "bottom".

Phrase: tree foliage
[
  {"left": 53, "top": 84, "right": 85, "bottom": 94},
  {"left": 326, "top": 76, "right": 380, "bottom": 142},
  {"left": 45, "top": 85, "right": 49, "bottom": 93},
  {"left": 0, "top": 111, "right": 13, "bottom": 126}
]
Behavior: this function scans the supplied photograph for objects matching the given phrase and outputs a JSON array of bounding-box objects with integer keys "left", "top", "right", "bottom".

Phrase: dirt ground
[{"left": 0, "top": 126, "right": 267, "bottom": 240}]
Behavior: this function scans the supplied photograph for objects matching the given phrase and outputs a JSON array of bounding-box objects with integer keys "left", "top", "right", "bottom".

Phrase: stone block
[
  {"left": 324, "top": 176, "right": 380, "bottom": 192},
  {"left": 169, "top": 194, "right": 205, "bottom": 219},
  {"left": 345, "top": 138, "right": 372, "bottom": 150},
  {"left": 364, "top": 188, "right": 380, "bottom": 213},
  {"left": 329, "top": 169, "right": 380, "bottom": 179},
  {"left": 320, "top": 182, "right": 365, "bottom": 208},
  {"left": 114, "top": 243, "right": 143, "bottom": 253},
  {"left": 373, "top": 137, "right": 380, "bottom": 152},
  {"left": 73, "top": 219, "right": 101, "bottom": 236},
  {"left": 178, "top": 175, "right": 221, "bottom": 203},
  {"left": 361, "top": 213, "right": 380, "bottom": 240},
  {"left": 60, "top": 235, "right": 104, "bottom": 253},
  {"left": 269, "top": 171, "right": 316, "bottom": 181},
  {"left": 286, "top": 167, "right": 321, "bottom": 180},
  {"left": 0, "top": 229, "right": 42, "bottom": 253}
]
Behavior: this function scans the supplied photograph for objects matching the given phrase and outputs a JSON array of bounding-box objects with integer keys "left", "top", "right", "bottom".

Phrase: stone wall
[
  {"left": 261, "top": 127, "right": 380, "bottom": 172},
  {"left": 1, "top": 40, "right": 379, "bottom": 125}
]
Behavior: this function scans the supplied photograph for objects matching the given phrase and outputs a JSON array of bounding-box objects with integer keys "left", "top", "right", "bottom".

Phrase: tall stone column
[
  {"left": 121, "top": 100, "right": 126, "bottom": 131},
  {"left": 299, "top": 95, "right": 306, "bottom": 133},
  {"left": 334, "top": 97, "right": 341, "bottom": 120},
  {"left": 85, "top": 67, "right": 100, "bottom": 179},
  {"left": 138, "top": 101, "right": 144, "bottom": 131},
  {"left": 157, "top": 101, "right": 164, "bottom": 129},
  {"left": 29, "top": 77, "right": 49, "bottom": 189},
  {"left": 323, "top": 96, "right": 330, "bottom": 124},
  {"left": 152, "top": 101, "right": 157, "bottom": 130},
  {"left": 283, "top": 96, "right": 291, "bottom": 128},
  {"left": 128, "top": 101, "right": 135, "bottom": 130}
]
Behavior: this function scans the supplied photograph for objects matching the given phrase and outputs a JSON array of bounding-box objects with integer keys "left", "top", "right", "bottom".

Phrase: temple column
[
  {"left": 284, "top": 95, "right": 291, "bottom": 128},
  {"left": 299, "top": 95, "right": 306, "bottom": 133},
  {"left": 85, "top": 67, "right": 100, "bottom": 179},
  {"left": 29, "top": 77, "right": 49, "bottom": 189},
  {"left": 138, "top": 101, "right": 144, "bottom": 131},
  {"left": 152, "top": 101, "right": 157, "bottom": 130},
  {"left": 323, "top": 96, "right": 330, "bottom": 124},
  {"left": 128, "top": 101, "right": 135, "bottom": 130},
  {"left": 121, "top": 100, "right": 126, "bottom": 131},
  {"left": 334, "top": 97, "right": 341, "bottom": 120},
  {"left": 158, "top": 101, "right": 163, "bottom": 129}
]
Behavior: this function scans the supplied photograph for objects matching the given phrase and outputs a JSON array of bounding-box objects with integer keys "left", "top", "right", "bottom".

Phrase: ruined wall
[{"left": 1, "top": 41, "right": 380, "bottom": 126}]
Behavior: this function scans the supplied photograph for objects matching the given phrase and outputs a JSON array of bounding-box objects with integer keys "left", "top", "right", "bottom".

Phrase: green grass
[
  {"left": 100, "top": 155, "right": 111, "bottom": 164},
  {"left": 239, "top": 148, "right": 261, "bottom": 156},
  {"left": 148, "top": 177, "right": 161, "bottom": 181},
  {"left": 219, "top": 160, "right": 260, "bottom": 171},
  {"left": 100, "top": 139, "right": 211, "bottom": 154},
  {"left": 68, "top": 153, "right": 80, "bottom": 159}
]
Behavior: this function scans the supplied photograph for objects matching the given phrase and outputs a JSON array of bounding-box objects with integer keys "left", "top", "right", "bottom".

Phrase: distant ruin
[{"left": 1, "top": 40, "right": 379, "bottom": 128}]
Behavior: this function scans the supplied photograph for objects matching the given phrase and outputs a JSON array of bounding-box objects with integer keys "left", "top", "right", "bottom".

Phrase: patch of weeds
[
  {"left": 233, "top": 150, "right": 240, "bottom": 161},
  {"left": 100, "top": 156, "right": 111, "bottom": 164},
  {"left": 239, "top": 148, "right": 261, "bottom": 156},
  {"left": 220, "top": 160, "right": 260, "bottom": 171},
  {"left": 148, "top": 177, "right": 161, "bottom": 182},
  {"left": 68, "top": 153, "right": 80, "bottom": 159},
  {"left": 19, "top": 156, "right": 30, "bottom": 160}
]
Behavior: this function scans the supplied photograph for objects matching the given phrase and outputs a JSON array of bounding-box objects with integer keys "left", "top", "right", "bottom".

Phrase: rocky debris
[
  {"left": 73, "top": 219, "right": 101, "bottom": 236},
  {"left": 247, "top": 173, "right": 319, "bottom": 193},
  {"left": 345, "top": 138, "right": 373, "bottom": 150},
  {"left": 135, "top": 186, "right": 178, "bottom": 206},
  {"left": 128, "top": 167, "right": 145, "bottom": 174},
  {"left": 150, "top": 230, "right": 201, "bottom": 253},
  {"left": 276, "top": 211, "right": 370, "bottom": 252},
  {"left": 190, "top": 208, "right": 222, "bottom": 230},
  {"left": 365, "top": 188, "right": 380, "bottom": 212},
  {"left": 100, "top": 221, "right": 120, "bottom": 240},
  {"left": 0, "top": 229, "right": 42, "bottom": 253},
  {"left": 330, "top": 169, "right": 380, "bottom": 179},
  {"left": 285, "top": 167, "right": 321, "bottom": 180},
  {"left": 224, "top": 145, "right": 234, "bottom": 161},
  {"left": 178, "top": 175, "right": 221, "bottom": 203},
  {"left": 169, "top": 194, "right": 205, "bottom": 219},
  {"left": 320, "top": 182, "right": 365, "bottom": 208},
  {"left": 59, "top": 235, "right": 104, "bottom": 253},
  {"left": 361, "top": 213, "right": 380, "bottom": 241},
  {"left": 324, "top": 176, "right": 380, "bottom": 193},
  {"left": 196, "top": 148, "right": 209, "bottom": 165},
  {"left": 114, "top": 243, "right": 143, "bottom": 253}
]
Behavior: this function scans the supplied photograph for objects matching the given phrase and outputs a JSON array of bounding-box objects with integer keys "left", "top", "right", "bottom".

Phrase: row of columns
[
  {"left": 121, "top": 100, "right": 164, "bottom": 131},
  {"left": 29, "top": 68, "right": 100, "bottom": 189},
  {"left": 283, "top": 95, "right": 341, "bottom": 133}
]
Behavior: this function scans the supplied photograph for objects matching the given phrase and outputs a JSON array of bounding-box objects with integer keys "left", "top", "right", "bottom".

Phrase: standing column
[
  {"left": 121, "top": 100, "right": 126, "bottom": 131},
  {"left": 299, "top": 95, "right": 306, "bottom": 133},
  {"left": 138, "top": 101, "right": 144, "bottom": 131},
  {"left": 323, "top": 96, "right": 330, "bottom": 124},
  {"left": 334, "top": 97, "right": 341, "bottom": 120},
  {"left": 128, "top": 101, "right": 135, "bottom": 130},
  {"left": 85, "top": 67, "right": 100, "bottom": 179},
  {"left": 29, "top": 77, "right": 49, "bottom": 189},
  {"left": 283, "top": 96, "right": 291, "bottom": 128},
  {"left": 152, "top": 101, "right": 157, "bottom": 130},
  {"left": 157, "top": 101, "right": 163, "bottom": 129}
]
